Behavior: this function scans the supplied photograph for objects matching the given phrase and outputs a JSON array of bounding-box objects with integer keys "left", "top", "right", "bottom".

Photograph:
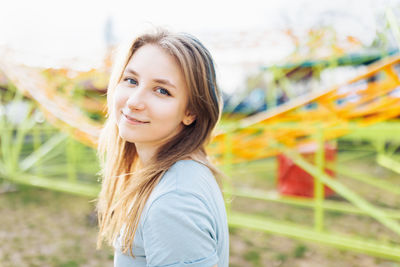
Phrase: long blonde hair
[{"left": 96, "top": 28, "right": 223, "bottom": 256}]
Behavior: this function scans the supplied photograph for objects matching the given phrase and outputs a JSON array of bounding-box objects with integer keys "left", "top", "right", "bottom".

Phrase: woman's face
[{"left": 113, "top": 44, "right": 194, "bottom": 148}]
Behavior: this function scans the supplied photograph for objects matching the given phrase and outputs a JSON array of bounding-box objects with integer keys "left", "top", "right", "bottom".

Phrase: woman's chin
[
  {"left": 117, "top": 127, "right": 137, "bottom": 143},
  {"left": 119, "top": 135, "right": 135, "bottom": 143}
]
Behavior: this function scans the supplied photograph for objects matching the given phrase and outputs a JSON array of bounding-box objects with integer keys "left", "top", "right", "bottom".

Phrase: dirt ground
[{"left": 1, "top": 155, "right": 400, "bottom": 267}]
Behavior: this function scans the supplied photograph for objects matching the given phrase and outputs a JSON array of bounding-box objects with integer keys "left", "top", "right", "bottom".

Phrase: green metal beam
[
  {"left": 228, "top": 188, "right": 400, "bottom": 219},
  {"left": 282, "top": 146, "right": 400, "bottom": 236},
  {"left": 377, "top": 154, "right": 400, "bottom": 175},
  {"left": 19, "top": 133, "right": 67, "bottom": 172},
  {"left": 314, "top": 129, "right": 325, "bottom": 232},
  {"left": 2, "top": 172, "right": 99, "bottom": 198},
  {"left": 336, "top": 151, "right": 375, "bottom": 163},
  {"left": 228, "top": 211, "right": 400, "bottom": 261},
  {"left": 332, "top": 163, "right": 400, "bottom": 195}
]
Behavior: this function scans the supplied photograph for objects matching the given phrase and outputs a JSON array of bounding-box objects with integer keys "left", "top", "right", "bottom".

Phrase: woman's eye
[
  {"left": 156, "top": 87, "right": 171, "bottom": 96},
  {"left": 124, "top": 78, "right": 137, "bottom": 85}
]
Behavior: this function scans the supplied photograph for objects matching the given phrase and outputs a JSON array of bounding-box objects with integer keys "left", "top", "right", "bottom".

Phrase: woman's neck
[
  {"left": 187, "top": 149, "right": 208, "bottom": 164},
  {"left": 135, "top": 143, "right": 158, "bottom": 167},
  {"left": 135, "top": 144, "right": 206, "bottom": 168}
]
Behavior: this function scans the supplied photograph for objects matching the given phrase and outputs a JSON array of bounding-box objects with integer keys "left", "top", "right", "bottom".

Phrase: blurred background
[{"left": 1, "top": 0, "right": 400, "bottom": 266}]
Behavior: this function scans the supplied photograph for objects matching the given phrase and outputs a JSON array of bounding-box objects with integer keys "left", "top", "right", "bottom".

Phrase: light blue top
[{"left": 113, "top": 160, "right": 229, "bottom": 267}]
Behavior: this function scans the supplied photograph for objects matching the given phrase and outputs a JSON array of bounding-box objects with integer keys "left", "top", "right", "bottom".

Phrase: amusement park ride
[{"left": 1, "top": 48, "right": 400, "bottom": 260}]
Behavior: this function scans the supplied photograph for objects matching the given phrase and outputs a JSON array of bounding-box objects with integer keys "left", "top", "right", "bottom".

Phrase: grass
[
  {"left": 293, "top": 244, "right": 308, "bottom": 258},
  {"left": 0, "top": 184, "right": 113, "bottom": 267}
]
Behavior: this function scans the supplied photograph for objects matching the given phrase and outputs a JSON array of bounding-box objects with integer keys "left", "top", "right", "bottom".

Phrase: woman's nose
[{"left": 126, "top": 87, "right": 146, "bottom": 111}]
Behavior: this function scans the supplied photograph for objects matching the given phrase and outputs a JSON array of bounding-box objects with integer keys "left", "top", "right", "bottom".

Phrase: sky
[
  {"left": 1, "top": 0, "right": 291, "bottom": 68},
  {"left": 1, "top": 0, "right": 399, "bottom": 91}
]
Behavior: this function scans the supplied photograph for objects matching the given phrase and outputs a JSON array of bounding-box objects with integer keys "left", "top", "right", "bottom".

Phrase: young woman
[{"left": 96, "top": 28, "right": 229, "bottom": 267}]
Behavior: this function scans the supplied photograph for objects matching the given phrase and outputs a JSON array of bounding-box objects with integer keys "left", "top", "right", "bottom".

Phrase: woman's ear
[{"left": 182, "top": 111, "right": 196, "bottom": 126}]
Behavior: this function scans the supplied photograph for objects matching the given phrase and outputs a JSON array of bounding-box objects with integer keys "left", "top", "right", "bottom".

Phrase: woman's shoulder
[
  {"left": 159, "top": 159, "right": 217, "bottom": 195},
  {"left": 145, "top": 160, "right": 220, "bottom": 208},
  {"left": 139, "top": 160, "right": 222, "bottom": 226}
]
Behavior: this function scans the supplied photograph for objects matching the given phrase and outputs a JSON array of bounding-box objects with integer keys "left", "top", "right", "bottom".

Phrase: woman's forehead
[{"left": 126, "top": 45, "right": 182, "bottom": 80}]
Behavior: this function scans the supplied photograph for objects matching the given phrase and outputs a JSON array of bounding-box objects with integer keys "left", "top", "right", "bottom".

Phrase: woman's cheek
[{"left": 112, "top": 91, "right": 125, "bottom": 122}]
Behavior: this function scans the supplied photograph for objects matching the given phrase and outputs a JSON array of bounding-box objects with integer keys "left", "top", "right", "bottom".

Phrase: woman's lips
[{"left": 122, "top": 113, "right": 150, "bottom": 125}]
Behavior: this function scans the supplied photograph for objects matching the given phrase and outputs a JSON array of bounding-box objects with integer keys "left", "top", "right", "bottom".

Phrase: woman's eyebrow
[
  {"left": 124, "top": 68, "right": 176, "bottom": 89},
  {"left": 124, "top": 68, "right": 139, "bottom": 76},
  {"left": 153, "top": 78, "right": 176, "bottom": 89}
]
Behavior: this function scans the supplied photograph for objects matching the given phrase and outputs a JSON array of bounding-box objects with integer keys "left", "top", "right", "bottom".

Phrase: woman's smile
[{"left": 122, "top": 111, "right": 150, "bottom": 125}]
